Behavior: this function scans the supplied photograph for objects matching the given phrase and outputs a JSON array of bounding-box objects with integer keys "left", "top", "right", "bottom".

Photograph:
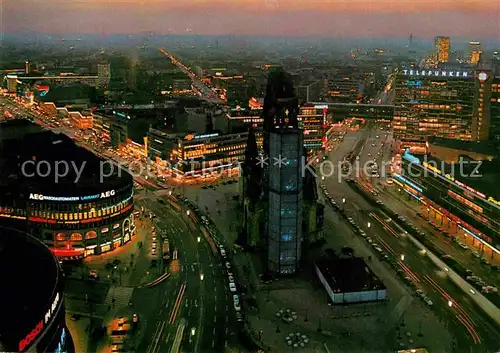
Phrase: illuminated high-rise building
[
  {"left": 434, "top": 36, "right": 451, "bottom": 63},
  {"left": 393, "top": 67, "right": 476, "bottom": 151},
  {"left": 97, "top": 63, "right": 111, "bottom": 89},
  {"left": 472, "top": 70, "right": 500, "bottom": 141},
  {"left": 468, "top": 41, "right": 482, "bottom": 65}
]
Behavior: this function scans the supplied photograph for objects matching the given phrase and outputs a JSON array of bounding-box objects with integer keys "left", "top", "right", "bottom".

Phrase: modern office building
[
  {"left": 435, "top": 36, "right": 451, "bottom": 63},
  {"left": 472, "top": 70, "right": 500, "bottom": 141},
  {"left": 0, "top": 120, "right": 135, "bottom": 260},
  {"left": 326, "top": 71, "right": 367, "bottom": 103},
  {"left": 395, "top": 148, "right": 500, "bottom": 264},
  {"left": 147, "top": 128, "right": 247, "bottom": 178},
  {"left": 296, "top": 80, "right": 323, "bottom": 105},
  {"left": 92, "top": 113, "right": 129, "bottom": 149},
  {"left": 468, "top": 41, "right": 482, "bottom": 65},
  {"left": 97, "top": 63, "right": 111, "bottom": 89},
  {"left": 0, "top": 227, "right": 74, "bottom": 353},
  {"left": 225, "top": 102, "right": 332, "bottom": 155},
  {"left": 393, "top": 68, "right": 476, "bottom": 150}
]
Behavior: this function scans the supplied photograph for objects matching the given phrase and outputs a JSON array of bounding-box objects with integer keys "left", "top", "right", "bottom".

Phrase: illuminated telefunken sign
[
  {"left": 29, "top": 190, "right": 116, "bottom": 202},
  {"left": 402, "top": 69, "right": 470, "bottom": 78},
  {"left": 19, "top": 293, "right": 61, "bottom": 352}
]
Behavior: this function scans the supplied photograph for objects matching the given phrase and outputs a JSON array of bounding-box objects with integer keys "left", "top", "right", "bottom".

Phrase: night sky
[{"left": 3, "top": 0, "right": 499, "bottom": 38}]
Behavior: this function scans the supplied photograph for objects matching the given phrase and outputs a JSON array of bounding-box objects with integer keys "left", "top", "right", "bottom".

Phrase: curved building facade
[
  {"left": 0, "top": 120, "right": 135, "bottom": 259},
  {"left": 0, "top": 226, "right": 74, "bottom": 352}
]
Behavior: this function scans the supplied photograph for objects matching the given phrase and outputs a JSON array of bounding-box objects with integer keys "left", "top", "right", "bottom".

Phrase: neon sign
[
  {"left": 405, "top": 80, "right": 423, "bottom": 87},
  {"left": 478, "top": 72, "right": 488, "bottom": 82},
  {"left": 195, "top": 133, "right": 219, "bottom": 139},
  {"left": 392, "top": 173, "right": 423, "bottom": 193},
  {"left": 29, "top": 190, "right": 115, "bottom": 202},
  {"left": 402, "top": 149, "right": 421, "bottom": 164},
  {"left": 488, "top": 196, "right": 500, "bottom": 206},
  {"left": 19, "top": 320, "right": 44, "bottom": 352},
  {"left": 44, "top": 293, "right": 60, "bottom": 325},
  {"left": 422, "top": 162, "right": 455, "bottom": 181},
  {"left": 402, "top": 69, "right": 469, "bottom": 78},
  {"left": 55, "top": 328, "right": 67, "bottom": 353}
]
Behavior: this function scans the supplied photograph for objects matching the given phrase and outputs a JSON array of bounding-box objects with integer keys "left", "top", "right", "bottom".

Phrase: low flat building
[
  {"left": 398, "top": 149, "right": 500, "bottom": 264},
  {"left": 315, "top": 250, "right": 387, "bottom": 304},
  {"left": 38, "top": 102, "right": 57, "bottom": 116},
  {"left": 93, "top": 113, "right": 129, "bottom": 149},
  {"left": 426, "top": 136, "right": 499, "bottom": 163}
]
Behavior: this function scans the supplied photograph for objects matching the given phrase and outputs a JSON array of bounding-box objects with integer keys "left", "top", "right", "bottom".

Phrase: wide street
[
  {"left": 133, "top": 192, "right": 234, "bottom": 353},
  {"left": 319, "top": 123, "right": 500, "bottom": 352}
]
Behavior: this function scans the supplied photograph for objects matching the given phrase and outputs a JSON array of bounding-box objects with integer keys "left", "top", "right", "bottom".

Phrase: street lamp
[
  {"left": 321, "top": 176, "right": 325, "bottom": 181},
  {"left": 448, "top": 300, "right": 453, "bottom": 308},
  {"left": 186, "top": 210, "right": 190, "bottom": 216},
  {"left": 400, "top": 254, "right": 405, "bottom": 261},
  {"left": 197, "top": 236, "right": 201, "bottom": 243},
  {"left": 367, "top": 222, "right": 371, "bottom": 228},
  {"left": 342, "top": 198, "right": 346, "bottom": 204},
  {"left": 200, "top": 273, "right": 204, "bottom": 281},
  {"left": 168, "top": 190, "right": 172, "bottom": 196}
]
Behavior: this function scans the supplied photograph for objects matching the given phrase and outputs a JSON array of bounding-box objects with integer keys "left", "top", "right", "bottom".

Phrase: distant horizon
[
  {"left": 3, "top": 0, "right": 499, "bottom": 39},
  {"left": 3, "top": 31, "right": 499, "bottom": 44}
]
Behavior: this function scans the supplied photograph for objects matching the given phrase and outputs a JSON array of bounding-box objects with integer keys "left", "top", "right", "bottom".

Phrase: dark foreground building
[
  {"left": 0, "top": 120, "right": 135, "bottom": 260},
  {"left": 0, "top": 226, "right": 74, "bottom": 353}
]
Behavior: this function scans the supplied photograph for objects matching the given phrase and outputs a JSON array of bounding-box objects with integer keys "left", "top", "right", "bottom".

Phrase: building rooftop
[
  {"left": 315, "top": 249, "right": 385, "bottom": 293},
  {"left": 405, "top": 149, "right": 500, "bottom": 200},
  {"left": 0, "top": 226, "right": 61, "bottom": 348},
  {"left": 428, "top": 136, "right": 500, "bottom": 158},
  {"left": 0, "top": 120, "right": 132, "bottom": 197}
]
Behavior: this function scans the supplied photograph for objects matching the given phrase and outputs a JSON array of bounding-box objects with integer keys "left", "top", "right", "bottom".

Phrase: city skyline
[{"left": 3, "top": 0, "right": 499, "bottom": 39}]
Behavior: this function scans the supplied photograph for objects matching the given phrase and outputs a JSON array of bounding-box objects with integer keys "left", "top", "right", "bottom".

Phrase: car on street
[
  {"left": 424, "top": 297, "right": 433, "bottom": 306},
  {"left": 233, "top": 295, "right": 241, "bottom": 310},
  {"left": 225, "top": 262, "right": 231, "bottom": 270},
  {"left": 229, "top": 282, "right": 237, "bottom": 292},
  {"left": 235, "top": 312, "right": 244, "bottom": 322},
  {"left": 88, "top": 270, "right": 99, "bottom": 280},
  {"left": 415, "top": 290, "right": 426, "bottom": 298}
]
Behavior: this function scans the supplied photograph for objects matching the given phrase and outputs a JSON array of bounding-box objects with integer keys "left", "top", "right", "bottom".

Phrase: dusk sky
[{"left": 3, "top": 0, "right": 499, "bottom": 38}]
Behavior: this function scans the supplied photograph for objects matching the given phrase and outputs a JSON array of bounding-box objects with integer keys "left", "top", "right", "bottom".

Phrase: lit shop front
[
  {"left": 0, "top": 185, "right": 135, "bottom": 259},
  {"left": 396, "top": 150, "right": 500, "bottom": 264}
]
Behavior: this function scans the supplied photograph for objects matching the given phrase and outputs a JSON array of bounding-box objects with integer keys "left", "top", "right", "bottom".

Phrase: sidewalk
[
  {"left": 79, "top": 216, "right": 151, "bottom": 287},
  {"left": 182, "top": 184, "right": 261, "bottom": 292},
  {"left": 65, "top": 213, "right": 156, "bottom": 353}
]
